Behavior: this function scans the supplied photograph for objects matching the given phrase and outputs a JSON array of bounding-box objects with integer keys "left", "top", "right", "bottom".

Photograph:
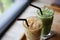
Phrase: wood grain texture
[{"left": 48, "top": 4, "right": 60, "bottom": 12}]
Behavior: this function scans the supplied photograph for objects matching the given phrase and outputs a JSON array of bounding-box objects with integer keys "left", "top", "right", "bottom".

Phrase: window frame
[{"left": 0, "top": 0, "right": 32, "bottom": 38}]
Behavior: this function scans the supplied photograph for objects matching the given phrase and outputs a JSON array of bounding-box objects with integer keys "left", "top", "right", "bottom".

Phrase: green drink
[{"left": 37, "top": 7, "right": 54, "bottom": 39}]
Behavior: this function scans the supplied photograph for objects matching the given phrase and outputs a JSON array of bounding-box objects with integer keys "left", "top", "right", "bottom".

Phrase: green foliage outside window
[{"left": 0, "top": 0, "right": 14, "bottom": 15}]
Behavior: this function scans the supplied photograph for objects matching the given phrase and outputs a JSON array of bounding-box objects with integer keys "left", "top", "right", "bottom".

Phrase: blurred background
[
  {"left": 0, "top": 0, "right": 14, "bottom": 15},
  {"left": 0, "top": 0, "right": 60, "bottom": 40},
  {"left": 0, "top": 0, "right": 60, "bottom": 15}
]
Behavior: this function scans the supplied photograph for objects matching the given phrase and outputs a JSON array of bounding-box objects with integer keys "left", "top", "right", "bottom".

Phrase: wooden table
[
  {"left": 49, "top": 5, "right": 60, "bottom": 40},
  {"left": 49, "top": 13, "right": 60, "bottom": 40}
]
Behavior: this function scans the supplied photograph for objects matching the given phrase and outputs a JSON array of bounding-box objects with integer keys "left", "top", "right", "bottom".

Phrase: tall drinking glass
[
  {"left": 37, "top": 7, "right": 54, "bottom": 39},
  {"left": 23, "top": 16, "right": 42, "bottom": 40}
]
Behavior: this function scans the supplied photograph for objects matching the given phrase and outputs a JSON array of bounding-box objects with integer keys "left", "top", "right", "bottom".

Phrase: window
[
  {"left": 0, "top": 0, "right": 32, "bottom": 38},
  {"left": 0, "top": 0, "right": 14, "bottom": 15}
]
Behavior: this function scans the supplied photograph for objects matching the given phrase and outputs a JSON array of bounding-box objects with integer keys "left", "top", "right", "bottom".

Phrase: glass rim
[
  {"left": 23, "top": 16, "right": 42, "bottom": 31},
  {"left": 37, "top": 14, "right": 54, "bottom": 18}
]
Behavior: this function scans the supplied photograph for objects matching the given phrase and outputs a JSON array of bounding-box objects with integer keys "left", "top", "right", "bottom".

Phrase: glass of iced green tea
[{"left": 37, "top": 7, "right": 54, "bottom": 39}]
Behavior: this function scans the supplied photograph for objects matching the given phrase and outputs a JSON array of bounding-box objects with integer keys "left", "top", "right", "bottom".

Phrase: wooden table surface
[
  {"left": 49, "top": 13, "right": 60, "bottom": 40},
  {"left": 48, "top": 4, "right": 60, "bottom": 40}
]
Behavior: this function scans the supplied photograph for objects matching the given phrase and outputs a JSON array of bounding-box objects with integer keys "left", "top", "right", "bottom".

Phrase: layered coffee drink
[{"left": 23, "top": 16, "right": 42, "bottom": 40}]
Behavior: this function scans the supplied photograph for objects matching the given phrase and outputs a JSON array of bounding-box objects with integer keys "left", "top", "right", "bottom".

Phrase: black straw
[
  {"left": 30, "top": 4, "right": 43, "bottom": 15},
  {"left": 17, "top": 19, "right": 29, "bottom": 27}
]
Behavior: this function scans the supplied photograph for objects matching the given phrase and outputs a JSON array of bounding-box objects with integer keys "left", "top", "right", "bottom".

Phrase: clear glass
[
  {"left": 40, "top": 16, "right": 53, "bottom": 39},
  {"left": 24, "top": 27, "right": 41, "bottom": 40},
  {"left": 23, "top": 16, "right": 42, "bottom": 40},
  {"left": 37, "top": 8, "right": 54, "bottom": 39}
]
